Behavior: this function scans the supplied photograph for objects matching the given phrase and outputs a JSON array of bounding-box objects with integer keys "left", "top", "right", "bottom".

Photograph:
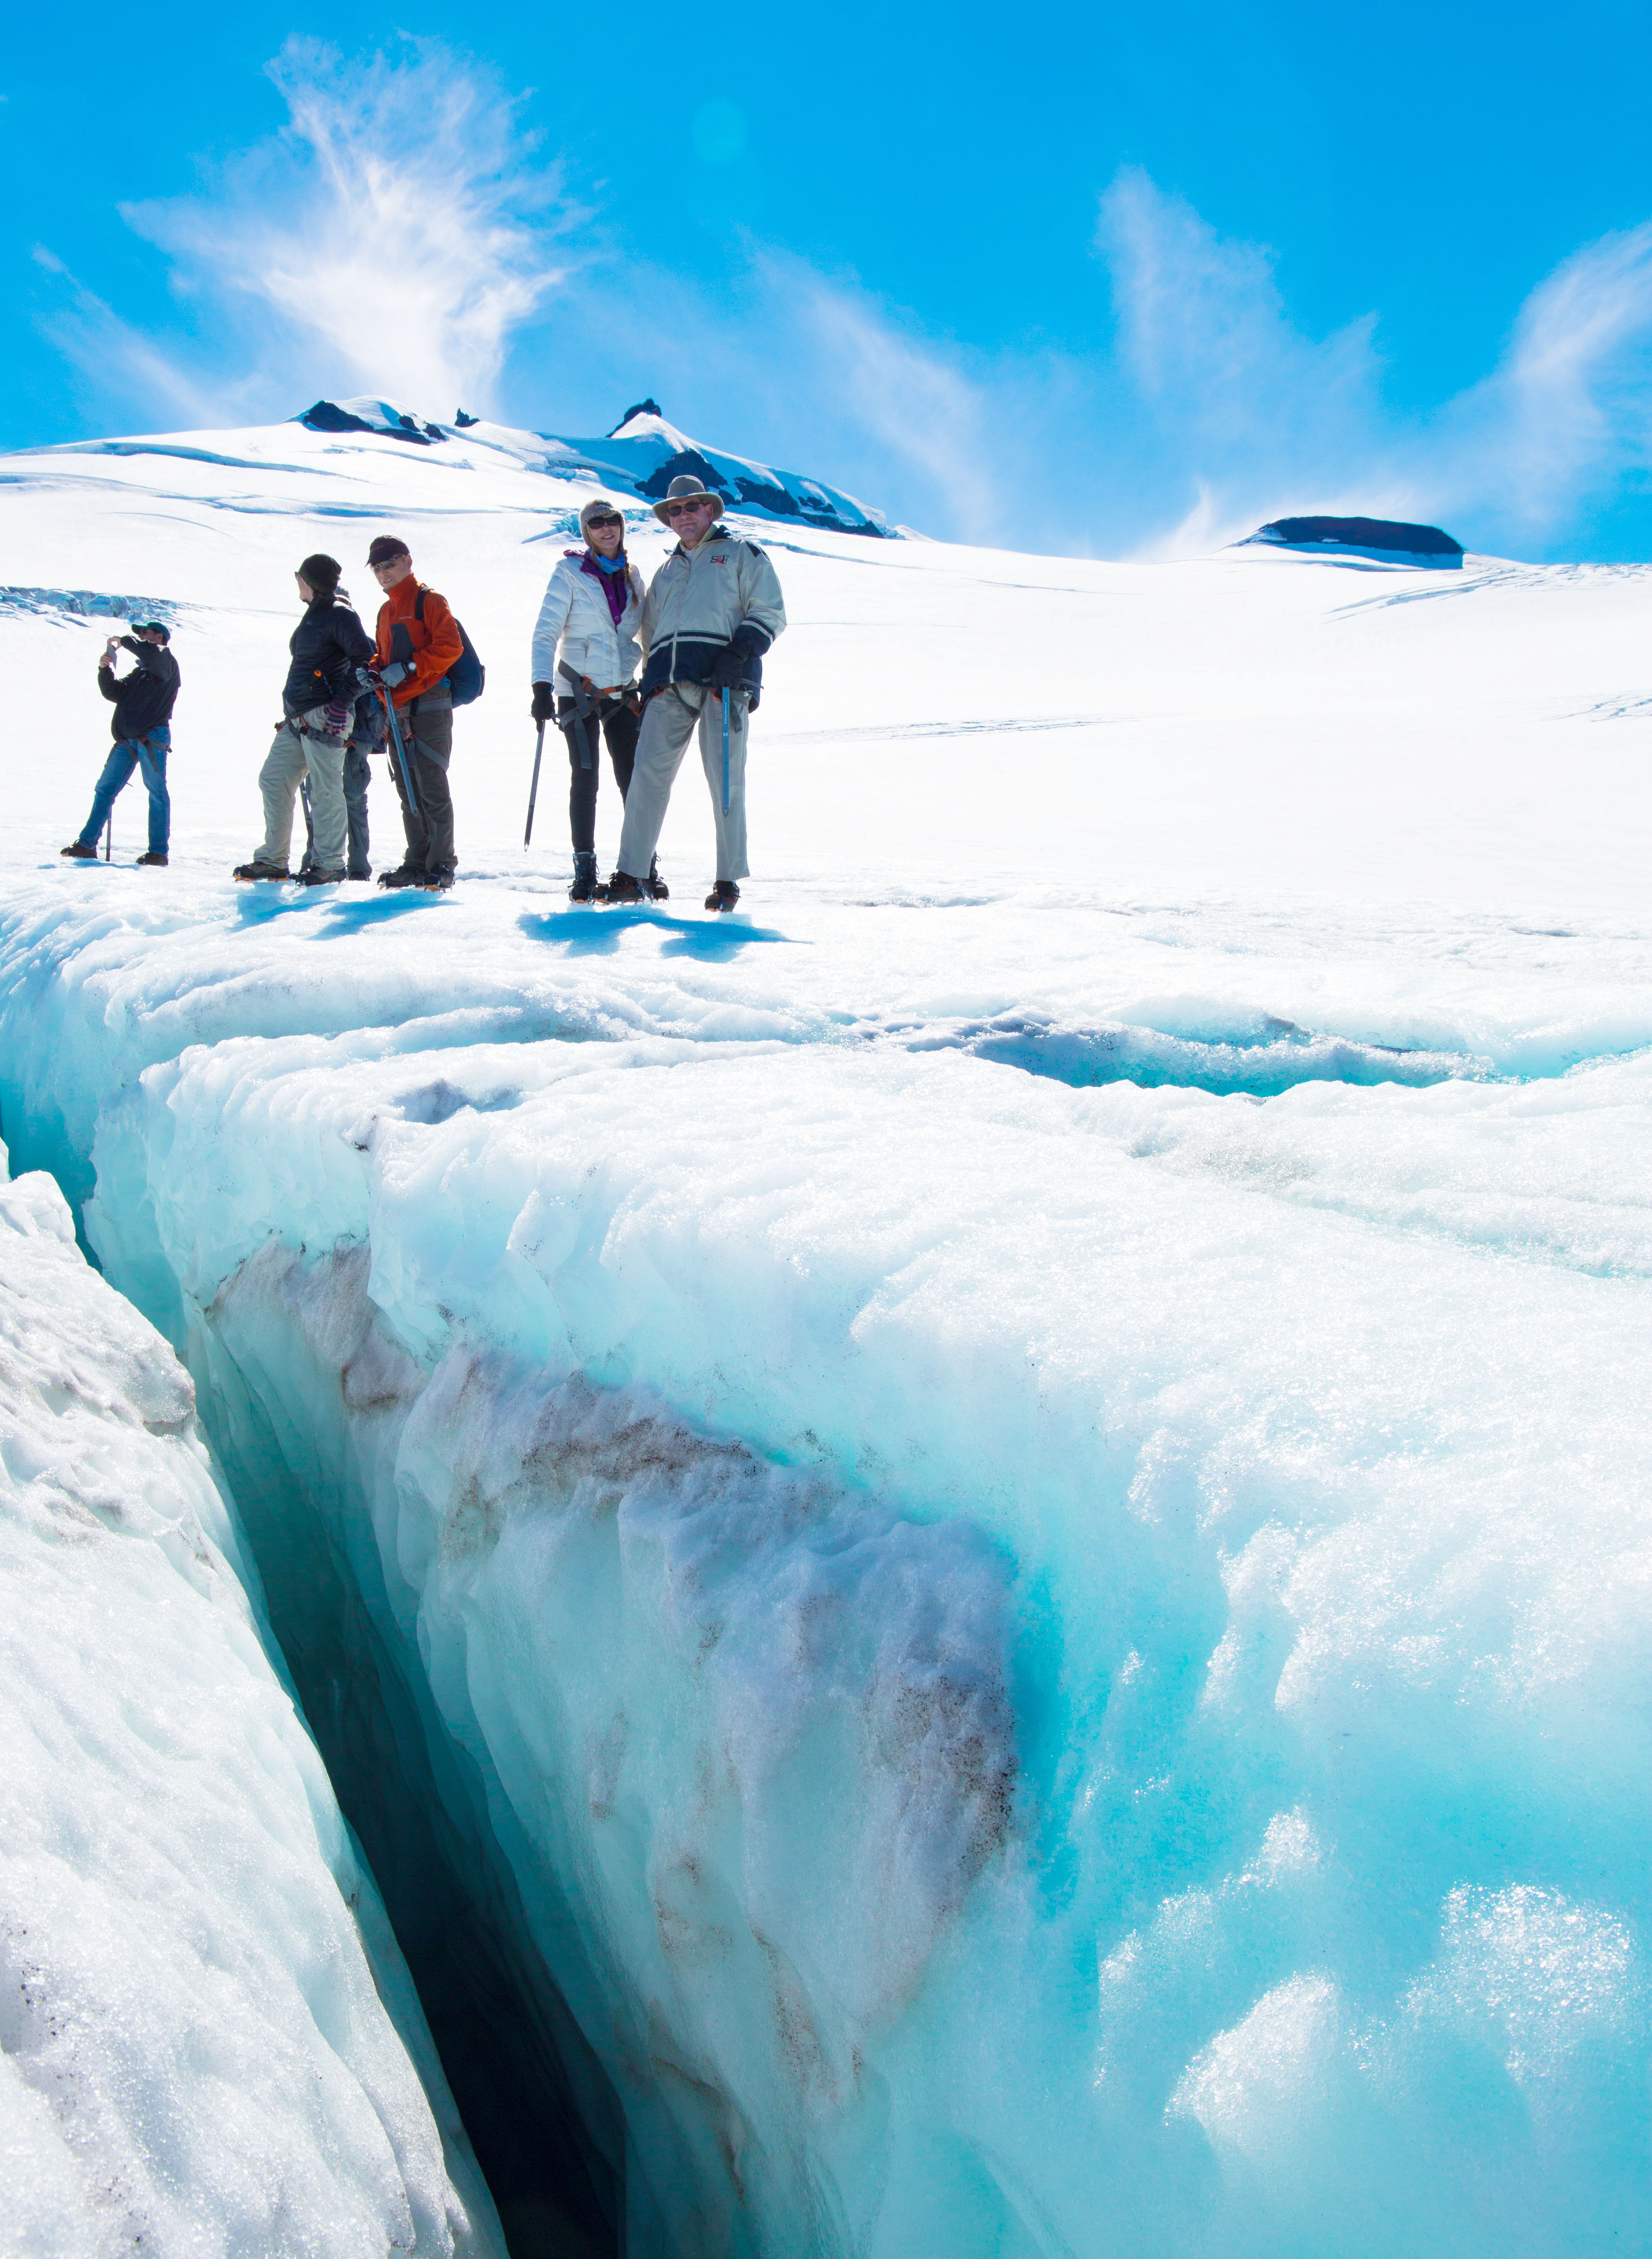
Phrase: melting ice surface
[{"left": 2, "top": 412, "right": 1652, "bottom": 2253}]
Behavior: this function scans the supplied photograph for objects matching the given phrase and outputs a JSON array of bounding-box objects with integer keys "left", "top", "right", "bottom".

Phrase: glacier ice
[
  {"left": 2, "top": 409, "right": 1652, "bottom": 2253},
  {"left": 0, "top": 1152, "right": 502, "bottom": 2257}
]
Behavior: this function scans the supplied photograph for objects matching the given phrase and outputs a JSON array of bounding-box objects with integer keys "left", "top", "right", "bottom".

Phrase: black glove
[
  {"left": 531, "top": 680, "right": 555, "bottom": 723},
  {"left": 708, "top": 644, "right": 746, "bottom": 690}
]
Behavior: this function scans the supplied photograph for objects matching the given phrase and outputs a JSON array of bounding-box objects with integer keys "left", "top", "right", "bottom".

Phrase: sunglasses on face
[
  {"left": 585, "top": 513, "right": 623, "bottom": 530},
  {"left": 664, "top": 499, "right": 712, "bottom": 518}
]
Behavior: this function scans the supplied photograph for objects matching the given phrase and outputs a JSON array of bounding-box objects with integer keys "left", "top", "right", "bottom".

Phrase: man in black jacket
[
  {"left": 61, "top": 623, "right": 180, "bottom": 866},
  {"left": 235, "top": 553, "right": 376, "bottom": 885}
]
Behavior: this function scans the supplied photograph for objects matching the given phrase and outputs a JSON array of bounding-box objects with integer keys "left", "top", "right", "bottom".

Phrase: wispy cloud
[
  {"left": 30, "top": 246, "right": 228, "bottom": 431},
  {"left": 1094, "top": 169, "right": 1652, "bottom": 557},
  {"left": 1432, "top": 220, "right": 1652, "bottom": 534},
  {"left": 31, "top": 38, "right": 580, "bottom": 431},
  {"left": 122, "top": 37, "right": 578, "bottom": 421},
  {"left": 1096, "top": 168, "right": 1402, "bottom": 550},
  {"left": 749, "top": 257, "right": 1003, "bottom": 541}
]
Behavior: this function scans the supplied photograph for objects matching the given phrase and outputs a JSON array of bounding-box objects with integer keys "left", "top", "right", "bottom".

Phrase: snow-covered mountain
[
  {"left": 2, "top": 408, "right": 1651, "bottom": 2257},
  {"left": 299, "top": 393, "right": 894, "bottom": 536}
]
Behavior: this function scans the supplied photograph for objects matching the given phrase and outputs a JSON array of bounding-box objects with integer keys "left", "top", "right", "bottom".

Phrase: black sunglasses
[{"left": 585, "top": 513, "right": 624, "bottom": 530}]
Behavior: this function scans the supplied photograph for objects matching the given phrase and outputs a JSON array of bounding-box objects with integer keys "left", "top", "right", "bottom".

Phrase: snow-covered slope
[
  {"left": 0, "top": 1154, "right": 502, "bottom": 2258},
  {"left": 2, "top": 411, "right": 1652, "bottom": 2256}
]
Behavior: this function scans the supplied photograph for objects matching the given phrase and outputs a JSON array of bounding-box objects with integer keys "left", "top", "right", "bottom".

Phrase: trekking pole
[
  {"left": 524, "top": 722, "right": 545, "bottom": 848},
  {"left": 103, "top": 813, "right": 112, "bottom": 861},
  {"left": 720, "top": 687, "right": 731, "bottom": 815}
]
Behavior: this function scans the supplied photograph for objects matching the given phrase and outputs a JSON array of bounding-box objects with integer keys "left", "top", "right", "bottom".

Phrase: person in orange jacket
[{"left": 367, "top": 534, "right": 465, "bottom": 890}]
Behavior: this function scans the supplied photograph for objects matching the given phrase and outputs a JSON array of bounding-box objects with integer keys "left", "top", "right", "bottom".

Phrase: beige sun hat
[{"left": 651, "top": 472, "right": 725, "bottom": 526}]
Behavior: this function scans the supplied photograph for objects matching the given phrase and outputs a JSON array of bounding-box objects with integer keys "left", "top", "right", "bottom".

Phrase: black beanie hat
[
  {"left": 366, "top": 534, "right": 412, "bottom": 567},
  {"left": 298, "top": 552, "right": 341, "bottom": 594}
]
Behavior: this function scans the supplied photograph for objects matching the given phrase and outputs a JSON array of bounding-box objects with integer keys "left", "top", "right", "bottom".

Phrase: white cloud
[
  {"left": 1432, "top": 220, "right": 1652, "bottom": 533},
  {"left": 749, "top": 257, "right": 1004, "bottom": 543},
  {"left": 1096, "top": 168, "right": 1652, "bottom": 557},
  {"left": 1096, "top": 168, "right": 1402, "bottom": 552},
  {"left": 120, "top": 37, "right": 579, "bottom": 422}
]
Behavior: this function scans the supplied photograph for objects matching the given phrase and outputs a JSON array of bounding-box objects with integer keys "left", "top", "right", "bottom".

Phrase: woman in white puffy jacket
[{"left": 529, "top": 497, "right": 661, "bottom": 900}]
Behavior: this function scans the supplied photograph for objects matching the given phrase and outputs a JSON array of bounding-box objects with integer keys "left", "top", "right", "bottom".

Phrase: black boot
[
  {"left": 598, "top": 870, "right": 646, "bottom": 905},
  {"left": 569, "top": 850, "right": 599, "bottom": 903},
  {"left": 704, "top": 880, "right": 740, "bottom": 913},
  {"left": 646, "top": 857, "right": 669, "bottom": 902}
]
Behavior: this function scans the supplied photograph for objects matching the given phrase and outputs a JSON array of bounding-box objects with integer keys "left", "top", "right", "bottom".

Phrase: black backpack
[{"left": 413, "top": 586, "right": 486, "bottom": 707}]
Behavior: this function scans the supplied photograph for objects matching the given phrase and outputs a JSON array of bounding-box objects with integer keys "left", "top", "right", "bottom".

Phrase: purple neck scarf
[{"left": 578, "top": 547, "right": 629, "bottom": 627}]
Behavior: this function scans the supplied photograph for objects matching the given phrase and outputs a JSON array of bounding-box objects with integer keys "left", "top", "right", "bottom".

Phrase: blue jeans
[{"left": 78, "top": 727, "right": 171, "bottom": 855}]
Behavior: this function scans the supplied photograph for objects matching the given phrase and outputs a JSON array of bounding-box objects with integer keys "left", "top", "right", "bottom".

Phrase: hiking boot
[
  {"left": 301, "top": 867, "right": 345, "bottom": 887},
  {"left": 646, "top": 858, "right": 669, "bottom": 902},
  {"left": 599, "top": 870, "right": 646, "bottom": 905},
  {"left": 233, "top": 860, "right": 292, "bottom": 882},
  {"left": 347, "top": 866, "right": 372, "bottom": 882},
  {"left": 568, "top": 851, "right": 599, "bottom": 903},
  {"left": 421, "top": 869, "right": 455, "bottom": 892},
  {"left": 60, "top": 841, "right": 98, "bottom": 860},
  {"left": 135, "top": 852, "right": 169, "bottom": 867},
  {"left": 377, "top": 865, "right": 424, "bottom": 890},
  {"left": 704, "top": 880, "right": 741, "bottom": 913}
]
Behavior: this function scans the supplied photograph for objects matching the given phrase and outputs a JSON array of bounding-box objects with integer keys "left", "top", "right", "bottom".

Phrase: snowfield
[{"left": 2, "top": 408, "right": 1651, "bottom": 2256}]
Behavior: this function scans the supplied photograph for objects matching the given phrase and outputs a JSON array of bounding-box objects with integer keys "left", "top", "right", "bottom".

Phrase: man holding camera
[{"left": 61, "top": 622, "right": 180, "bottom": 866}]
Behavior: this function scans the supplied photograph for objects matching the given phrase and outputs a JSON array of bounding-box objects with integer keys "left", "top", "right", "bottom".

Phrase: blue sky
[{"left": 6, "top": 1, "right": 1652, "bottom": 558}]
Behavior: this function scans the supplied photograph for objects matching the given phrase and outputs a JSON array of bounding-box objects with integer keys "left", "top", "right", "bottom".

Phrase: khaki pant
[
  {"left": 258, "top": 705, "right": 346, "bottom": 873},
  {"left": 616, "top": 683, "right": 749, "bottom": 884}
]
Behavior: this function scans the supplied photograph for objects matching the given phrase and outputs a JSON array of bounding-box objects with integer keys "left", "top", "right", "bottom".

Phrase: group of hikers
[{"left": 61, "top": 474, "right": 786, "bottom": 913}]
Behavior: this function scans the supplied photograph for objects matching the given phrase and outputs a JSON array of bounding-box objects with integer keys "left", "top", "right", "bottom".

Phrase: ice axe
[
  {"left": 524, "top": 722, "right": 545, "bottom": 848},
  {"left": 378, "top": 684, "right": 423, "bottom": 822},
  {"left": 103, "top": 813, "right": 112, "bottom": 862}
]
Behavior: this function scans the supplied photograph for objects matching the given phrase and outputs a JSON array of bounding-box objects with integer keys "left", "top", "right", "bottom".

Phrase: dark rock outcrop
[
  {"left": 1244, "top": 516, "right": 1463, "bottom": 566},
  {"left": 299, "top": 400, "right": 446, "bottom": 446}
]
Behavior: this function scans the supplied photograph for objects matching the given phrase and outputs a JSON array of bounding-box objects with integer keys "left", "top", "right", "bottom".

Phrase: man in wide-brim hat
[
  {"left": 648, "top": 476, "right": 721, "bottom": 525},
  {"left": 602, "top": 474, "right": 787, "bottom": 911}
]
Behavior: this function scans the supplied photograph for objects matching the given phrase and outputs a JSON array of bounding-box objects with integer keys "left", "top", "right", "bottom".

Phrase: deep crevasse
[{"left": 32, "top": 980, "right": 1652, "bottom": 2259}]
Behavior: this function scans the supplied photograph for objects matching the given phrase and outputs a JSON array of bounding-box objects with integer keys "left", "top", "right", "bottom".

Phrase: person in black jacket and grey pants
[
  {"left": 61, "top": 622, "right": 180, "bottom": 865},
  {"left": 235, "top": 552, "right": 376, "bottom": 885}
]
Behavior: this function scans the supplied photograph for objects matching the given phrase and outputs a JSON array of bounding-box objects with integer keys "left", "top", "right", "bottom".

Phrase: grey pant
[
  {"left": 301, "top": 742, "right": 372, "bottom": 877},
  {"left": 616, "top": 683, "right": 749, "bottom": 884},
  {"left": 386, "top": 688, "right": 456, "bottom": 878},
  {"left": 259, "top": 706, "right": 346, "bottom": 873}
]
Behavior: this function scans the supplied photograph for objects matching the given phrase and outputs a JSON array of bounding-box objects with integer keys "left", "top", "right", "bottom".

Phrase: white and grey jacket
[
  {"left": 530, "top": 550, "right": 646, "bottom": 689},
  {"left": 637, "top": 525, "right": 786, "bottom": 702}
]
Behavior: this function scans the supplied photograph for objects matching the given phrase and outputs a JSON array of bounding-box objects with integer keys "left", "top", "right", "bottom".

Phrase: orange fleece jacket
[{"left": 375, "top": 577, "right": 464, "bottom": 707}]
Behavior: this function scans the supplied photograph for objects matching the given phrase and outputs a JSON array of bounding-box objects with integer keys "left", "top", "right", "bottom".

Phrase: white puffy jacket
[{"left": 529, "top": 549, "right": 646, "bottom": 689}]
